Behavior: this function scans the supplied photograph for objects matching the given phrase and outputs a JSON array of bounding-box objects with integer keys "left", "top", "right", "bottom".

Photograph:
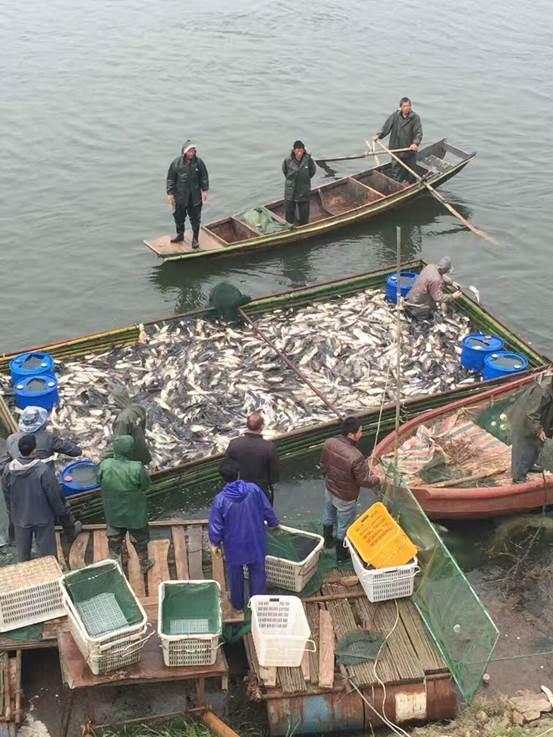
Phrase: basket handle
[
  {"left": 97, "top": 625, "right": 153, "bottom": 653},
  {"left": 305, "top": 639, "right": 317, "bottom": 654},
  {"left": 177, "top": 640, "right": 223, "bottom": 655}
]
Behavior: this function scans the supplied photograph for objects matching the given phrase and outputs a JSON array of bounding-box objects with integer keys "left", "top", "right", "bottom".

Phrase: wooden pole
[
  {"left": 393, "top": 226, "right": 402, "bottom": 472},
  {"left": 315, "top": 147, "right": 411, "bottom": 164},
  {"left": 376, "top": 139, "right": 498, "bottom": 245},
  {"left": 200, "top": 710, "right": 242, "bottom": 737},
  {"left": 238, "top": 308, "right": 343, "bottom": 419}
]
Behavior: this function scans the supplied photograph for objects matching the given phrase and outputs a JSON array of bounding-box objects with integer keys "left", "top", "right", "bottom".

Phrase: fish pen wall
[{"left": 0, "top": 260, "right": 548, "bottom": 521}]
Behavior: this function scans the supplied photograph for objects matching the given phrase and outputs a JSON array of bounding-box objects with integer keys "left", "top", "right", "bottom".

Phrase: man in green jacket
[
  {"left": 510, "top": 372, "right": 553, "bottom": 483},
  {"left": 373, "top": 97, "right": 423, "bottom": 183},
  {"left": 111, "top": 386, "right": 152, "bottom": 466},
  {"left": 282, "top": 140, "right": 317, "bottom": 226},
  {"left": 166, "top": 140, "right": 209, "bottom": 249},
  {"left": 97, "top": 435, "right": 153, "bottom": 573}
]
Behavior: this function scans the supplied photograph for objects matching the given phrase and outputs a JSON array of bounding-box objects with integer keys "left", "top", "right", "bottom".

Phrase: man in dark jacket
[
  {"left": 510, "top": 373, "right": 553, "bottom": 483},
  {"left": 320, "top": 416, "right": 380, "bottom": 562},
  {"left": 282, "top": 140, "right": 317, "bottom": 226},
  {"left": 166, "top": 140, "right": 209, "bottom": 249},
  {"left": 208, "top": 459, "right": 279, "bottom": 610},
  {"left": 1, "top": 406, "right": 83, "bottom": 543},
  {"left": 97, "top": 435, "right": 153, "bottom": 573},
  {"left": 111, "top": 386, "right": 152, "bottom": 466},
  {"left": 373, "top": 97, "right": 423, "bottom": 182},
  {"left": 2, "top": 434, "right": 67, "bottom": 562},
  {"left": 224, "top": 413, "right": 279, "bottom": 504}
]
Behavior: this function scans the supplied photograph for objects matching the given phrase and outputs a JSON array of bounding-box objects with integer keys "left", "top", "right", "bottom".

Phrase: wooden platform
[{"left": 144, "top": 229, "right": 226, "bottom": 257}]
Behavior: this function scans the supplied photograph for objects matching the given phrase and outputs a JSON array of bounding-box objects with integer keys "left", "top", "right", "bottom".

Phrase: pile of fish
[{"left": 0, "top": 289, "right": 476, "bottom": 471}]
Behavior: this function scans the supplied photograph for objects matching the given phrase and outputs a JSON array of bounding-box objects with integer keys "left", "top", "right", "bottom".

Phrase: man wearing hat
[
  {"left": 282, "top": 140, "right": 317, "bottom": 226},
  {"left": 404, "top": 257, "right": 462, "bottom": 319},
  {"left": 166, "top": 140, "right": 209, "bottom": 249}
]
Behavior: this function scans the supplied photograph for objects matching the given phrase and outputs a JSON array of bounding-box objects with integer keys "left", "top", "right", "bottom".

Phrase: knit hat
[
  {"left": 182, "top": 140, "right": 197, "bottom": 155},
  {"left": 293, "top": 140, "right": 306, "bottom": 150},
  {"left": 19, "top": 406, "right": 48, "bottom": 433}
]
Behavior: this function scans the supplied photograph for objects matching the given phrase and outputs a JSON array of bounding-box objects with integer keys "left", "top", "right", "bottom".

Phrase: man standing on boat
[
  {"left": 510, "top": 372, "right": 553, "bottom": 484},
  {"left": 109, "top": 386, "right": 152, "bottom": 466},
  {"left": 404, "top": 257, "right": 462, "bottom": 319},
  {"left": 282, "top": 140, "right": 317, "bottom": 226},
  {"left": 372, "top": 97, "right": 423, "bottom": 182},
  {"left": 166, "top": 140, "right": 209, "bottom": 250},
  {"left": 320, "top": 417, "right": 380, "bottom": 563}
]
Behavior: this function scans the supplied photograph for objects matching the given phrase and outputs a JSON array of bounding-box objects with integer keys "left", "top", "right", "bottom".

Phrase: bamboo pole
[
  {"left": 393, "top": 226, "right": 402, "bottom": 471},
  {"left": 376, "top": 140, "right": 498, "bottom": 245},
  {"left": 315, "top": 146, "right": 411, "bottom": 164},
  {"left": 200, "top": 710, "right": 242, "bottom": 737}
]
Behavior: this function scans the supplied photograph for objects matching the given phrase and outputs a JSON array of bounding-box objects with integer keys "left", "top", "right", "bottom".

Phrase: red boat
[{"left": 371, "top": 372, "right": 553, "bottom": 520}]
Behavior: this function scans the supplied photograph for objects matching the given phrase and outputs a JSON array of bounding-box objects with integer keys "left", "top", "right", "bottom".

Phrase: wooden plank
[
  {"left": 93, "top": 530, "right": 109, "bottom": 562},
  {"left": 399, "top": 599, "right": 447, "bottom": 672},
  {"left": 55, "top": 531, "right": 67, "bottom": 571},
  {"left": 187, "top": 526, "right": 203, "bottom": 580},
  {"left": 171, "top": 526, "right": 189, "bottom": 580},
  {"left": 68, "top": 532, "right": 89, "bottom": 570},
  {"left": 318, "top": 609, "right": 335, "bottom": 689},
  {"left": 144, "top": 230, "right": 225, "bottom": 258},
  {"left": 126, "top": 537, "right": 146, "bottom": 599},
  {"left": 301, "top": 649, "right": 311, "bottom": 683},
  {"left": 305, "top": 603, "right": 320, "bottom": 685},
  {"left": 277, "top": 666, "right": 306, "bottom": 694},
  {"left": 147, "top": 539, "right": 171, "bottom": 597},
  {"left": 80, "top": 519, "right": 208, "bottom": 531}
]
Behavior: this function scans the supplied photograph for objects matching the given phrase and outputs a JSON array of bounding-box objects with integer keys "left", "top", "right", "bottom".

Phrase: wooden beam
[
  {"left": 93, "top": 530, "right": 109, "bottom": 562},
  {"left": 126, "top": 537, "right": 146, "bottom": 598},
  {"left": 172, "top": 526, "right": 189, "bottom": 580},
  {"left": 200, "top": 711, "right": 241, "bottom": 737},
  {"left": 147, "top": 539, "right": 171, "bottom": 597},
  {"left": 68, "top": 532, "right": 89, "bottom": 570},
  {"left": 55, "top": 531, "right": 67, "bottom": 571},
  {"left": 187, "top": 526, "right": 203, "bottom": 580},
  {"left": 318, "top": 609, "right": 335, "bottom": 689}
]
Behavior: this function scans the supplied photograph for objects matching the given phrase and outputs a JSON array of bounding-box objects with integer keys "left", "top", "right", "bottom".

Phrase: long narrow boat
[
  {"left": 371, "top": 373, "right": 553, "bottom": 520},
  {"left": 145, "top": 139, "right": 474, "bottom": 261}
]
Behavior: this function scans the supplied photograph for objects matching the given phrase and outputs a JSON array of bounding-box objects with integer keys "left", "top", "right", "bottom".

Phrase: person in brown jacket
[{"left": 320, "top": 417, "right": 380, "bottom": 562}]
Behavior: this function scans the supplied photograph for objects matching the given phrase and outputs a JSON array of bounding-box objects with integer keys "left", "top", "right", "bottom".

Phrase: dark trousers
[
  {"left": 15, "top": 522, "right": 57, "bottom": 562},
  {"left": 511, "top": 434, "right": 543, "bottom": 483},
  {"left": 285, "top": 199, "right": 310, "bottom": 226},
  {"left": 391, "top": 151, "right": 417, "bottom": 183},
  {"left": 228, "top": 560, "right": 266, "bottom": 610},
  {"left": 106, "top": 524, "right": 150, "bottom": 562},
  {"left": 173, "top": 197, "right": 202, "bottom": 239}
]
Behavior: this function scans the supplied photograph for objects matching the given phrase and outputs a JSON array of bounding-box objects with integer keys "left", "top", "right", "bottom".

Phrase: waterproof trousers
[
  {"left": 106, "top": 524, "right": 150, "bottom": 563},
  {"left": 391, "top": 151, "right": 417, "bottom": 183},
  {"left": 285, "top": 199, "right": 310, "bottom": 226},
  {"left": 173, "top": 196, "right": 202, "bottom": 239},
  {"left": 15, "top": 522, "right": 57, "bottom": 562},
  {"left": 228, "top": 560, "right": 266, "bottom": 611},
  {"left": 511, "top": 433, "right": 543, "bottom": 483}
]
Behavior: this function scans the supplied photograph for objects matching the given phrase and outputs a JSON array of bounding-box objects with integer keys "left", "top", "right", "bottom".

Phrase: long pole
[
  {"left": 238, "top": 308, "right": 343, "bottom": 419},
  {"left": 315, "top": 147, "right": 411, "bottom": 164},
  {"left": 376, "top": 140, "right": 498, "bottom": 245},
  {"left": 393, "top": 226, "right": 402, "bottom": 473}
]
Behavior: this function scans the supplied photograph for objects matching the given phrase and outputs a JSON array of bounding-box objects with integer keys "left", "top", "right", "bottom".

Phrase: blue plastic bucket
[
  {"left": 61, "top": 461, "right": 99, "bottom": 497},
  {"left": 385, "top": 271, "right": 418, "bottom": 303},
  {"left": 9, "top": 352, "right": 54, "bottom": 384},
  {"left": 460, "top": 333, "right": 505, "bottom": 372},
  {"left": 483, "top": 351, "right": 529, "bottom": 381},
  {"left": 14, "top": 374, "right": 59, "bottom": 411}
]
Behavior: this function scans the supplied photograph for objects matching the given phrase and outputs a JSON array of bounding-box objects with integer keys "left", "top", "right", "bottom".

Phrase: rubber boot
[
  {"left": 191, "top": 229, "right": 200, "bottom": 249},
  {"left": 139, "top": 555, "right": 155, "bottom": 574},
  {"left": 336, "top": 540, "right": 350, "bottom": 564},
  {"left": 171, "top": 232, "right": 184, "bottom": 243},
  {"left": 323, "top": 525, "right": 335, "bottom": 549}
]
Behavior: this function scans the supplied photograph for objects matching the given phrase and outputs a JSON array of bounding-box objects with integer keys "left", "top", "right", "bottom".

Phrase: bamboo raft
[{"left": 0, "top": 260, "right": 548, "bottom": 523}]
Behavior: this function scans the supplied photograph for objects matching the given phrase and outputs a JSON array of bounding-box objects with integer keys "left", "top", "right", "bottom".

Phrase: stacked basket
[
  {"left": 62, "top": 560, "right": 149, "bottom": 675},
  {"left": 0, "top": 557, "right": 65, "bottom": 632}
]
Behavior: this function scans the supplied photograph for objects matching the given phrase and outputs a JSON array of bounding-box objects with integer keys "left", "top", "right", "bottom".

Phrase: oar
[
  {"left": 315, "top": 147, "right": 411, "bottom": 165},
  {"left": 375, "top": 140, "right": 498, "bottom": 245}
]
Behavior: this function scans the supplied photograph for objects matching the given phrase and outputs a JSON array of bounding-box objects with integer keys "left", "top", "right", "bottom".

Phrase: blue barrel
[
  {"left": 385, "top": 271, "right": 418, "bottom": 303},
  {"left": 460, "top": 333, "right": 505, "bottom": 372},
  {"left": 14, "top": 374, "right": 59, "bottom": 411},
  {"left": 483, "top": 351, "right": 529, "bottom": 381},
  {"left": 9, "top": 351, "right": 54, "bottom": 384},
  {"left": 61, "top": 461, "right": 99, "bottom": 497}
]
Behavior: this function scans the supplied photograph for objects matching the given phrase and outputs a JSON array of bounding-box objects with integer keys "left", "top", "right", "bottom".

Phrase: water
[{"left": 1, "top": 0, "right": 553, "bottom": 355}]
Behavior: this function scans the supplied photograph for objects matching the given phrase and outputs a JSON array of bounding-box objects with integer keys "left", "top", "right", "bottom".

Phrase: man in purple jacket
[{"left": 208, "top": 459, "right": 279, "bottom": 610}]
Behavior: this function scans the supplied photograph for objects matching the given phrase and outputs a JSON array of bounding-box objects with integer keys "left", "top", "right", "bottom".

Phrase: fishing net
[
  {"left": 161, "top": 581, "right": 221, "bottom": 636},
  {"left": 266, "top": 527, "right": 320, "bottom": 562},
  {"left": 207, "top": 282, "right": 252, "bottom": 323},
  {"left": 381, "top": 470, "right": 499, "bottom": 702},
  {"left": 335, "top": 630, "right": 385, "bottom": 666},
  {"left": 64, "top": 562, "right": 144, "bottom": 635},
  {"left": 237, "top": 207, "right": 292, "bottom": 235}
]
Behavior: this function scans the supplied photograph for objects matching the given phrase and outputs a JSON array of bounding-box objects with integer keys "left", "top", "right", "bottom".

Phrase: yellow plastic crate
[{"left": 346, "top": 502, "right": 417, "bottom": 568}]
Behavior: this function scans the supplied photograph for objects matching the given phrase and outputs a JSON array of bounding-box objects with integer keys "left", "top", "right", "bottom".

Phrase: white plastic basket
[
  {"left": 0, "top": 556, "right": 65, "bottom": 632},
  {"left": 250, "top": 595, "right": 315, "bottom": 668},
  {"left": 346, "top": 539, "right": 419, "bottom": 603},
  {"left": 265, "top": 525, "right": 324, "bottom": 593},
  {"left": 62, "top": 559, "right": 149, "bottom": 674},
  {"left": 158, "top": 580, "right": 222, "bottom": 667}
]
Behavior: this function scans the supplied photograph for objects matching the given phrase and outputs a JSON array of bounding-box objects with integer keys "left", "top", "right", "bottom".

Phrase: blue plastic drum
[
  {"left": 14, "top": 374, "right": 59, "bottom": 411},
  {"left": 61, "top": 461, "right": 99, "bottom": 497},
  {"left": 385, "top": 271, "right": 418, "bottom": 303},
  {"left": 9, "top": 352, "right": 54, "bottom": 384},
  {"left": 483, "top": 351, "right": 529, "bottom": 381},
  {"left": 460, "top": 333, "right": 505, "bottom": 372}
]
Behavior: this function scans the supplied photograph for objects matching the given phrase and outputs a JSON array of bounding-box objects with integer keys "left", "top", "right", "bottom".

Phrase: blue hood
[{"left": 222, "top": 480, "right": 250, "bottom": 503}]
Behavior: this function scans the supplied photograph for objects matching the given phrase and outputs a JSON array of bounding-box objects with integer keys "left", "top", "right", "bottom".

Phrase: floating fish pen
[{"left": 0, "top": 260, "right": 548, "bottom": 522}]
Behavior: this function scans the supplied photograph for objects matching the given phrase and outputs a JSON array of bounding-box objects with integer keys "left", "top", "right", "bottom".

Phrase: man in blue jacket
[{"left": 208, "top": 459, "right": 279, "bottom": 611}]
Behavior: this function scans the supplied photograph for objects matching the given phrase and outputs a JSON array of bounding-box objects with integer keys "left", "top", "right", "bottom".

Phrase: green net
[
  {"left": 65, "top": 562, "right": 144, "bottom": 635},
  {"left": 161, "top": 581, "right": 221, "bottom": 636},
  {"left": 382, "top": 470, "right": 499, "bottom": 702},
  {"left": 335, "top": 630, "right": 385, "bottom": 666},
  {"left": 237, "top": 207, "right": 292, "bottom": 235},
  {"left": 266, "top": 527, "right": 320, "bottom": 562}
]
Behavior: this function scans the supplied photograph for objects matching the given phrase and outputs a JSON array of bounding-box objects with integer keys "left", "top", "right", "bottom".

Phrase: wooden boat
[
  {"left": 371, "top": 373, "right": 553, "bottom": 520},
  {"left": 145, "top": 139, "right": 474, "bottom": 261}
]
